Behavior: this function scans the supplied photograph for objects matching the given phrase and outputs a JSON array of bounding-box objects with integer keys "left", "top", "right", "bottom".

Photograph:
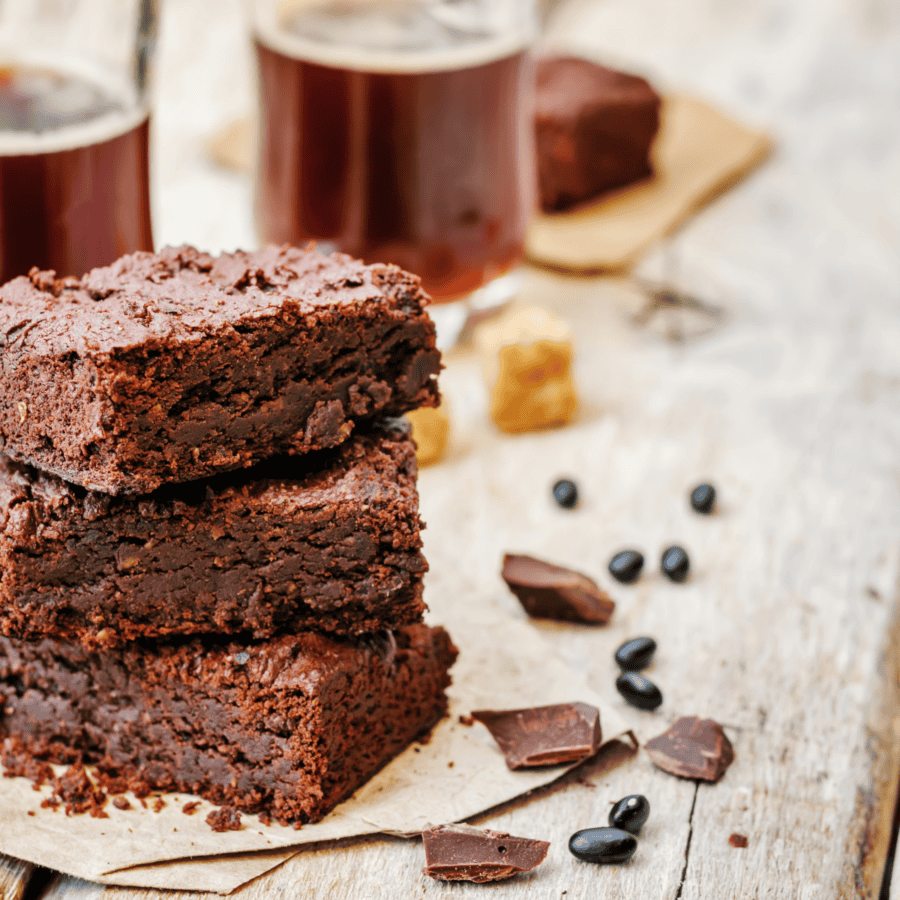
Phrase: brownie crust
[
  {"left": 0, "top": 422, "right": 427, "bottom": 647},
  {"left": 536, "top": 56, "right": 662, "bottom": 212},
  {"left": 0, "top": 624, "right": 458, "bottom": 826},
  {"left": 0, "top": 245, "right": 440, "bottom": 494}
]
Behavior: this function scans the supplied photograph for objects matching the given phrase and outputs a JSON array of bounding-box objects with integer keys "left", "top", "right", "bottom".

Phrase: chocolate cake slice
[
  {"left": 0, "top": 244, "right": 440, "bottom": 494},
  {"left": 0, "top": 624, "right": 457, "bottom": 826},
  {"left": 0, "top": 421, "right": 427, "bottom": 647}
]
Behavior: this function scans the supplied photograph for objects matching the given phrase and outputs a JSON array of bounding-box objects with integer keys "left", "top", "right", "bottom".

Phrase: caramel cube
[{"left": 477, "top": 306, "right": 578, "bottom": 433}]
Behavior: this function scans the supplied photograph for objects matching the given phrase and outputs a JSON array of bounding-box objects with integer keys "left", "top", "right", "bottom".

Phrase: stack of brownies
[{"left": 0, "top": 244, "right": 457, "bottom": 826}]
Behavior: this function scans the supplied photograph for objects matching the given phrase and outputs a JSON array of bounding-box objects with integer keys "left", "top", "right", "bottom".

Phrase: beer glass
[
  {"left": 0, "top": 0, "right": 157, "bottom": 284},
  {"left": 251, "top": 0, "right": 537, "bottom": 304}
]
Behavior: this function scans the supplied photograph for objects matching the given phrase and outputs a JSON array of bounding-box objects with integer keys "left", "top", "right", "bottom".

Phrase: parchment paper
[
  {"left": 0, "top": 603, "right": 635, "bottom": 893},
  {"left": 526, "top": 93, "right": 774, "bottom": 271}
]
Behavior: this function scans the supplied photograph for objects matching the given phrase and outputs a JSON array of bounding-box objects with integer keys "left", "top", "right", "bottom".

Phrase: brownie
[
  {"left": 535, "top": 56, "right": 662, "bottom": 212},
  {"left": 0, "top": 421, "right": 428, "bottom": 647},
  {"left": 0, "top": 244, "right": 440, "bottom": 494},
  {"left": 0, "top": 624, "right": 457, "bottom": 826}
]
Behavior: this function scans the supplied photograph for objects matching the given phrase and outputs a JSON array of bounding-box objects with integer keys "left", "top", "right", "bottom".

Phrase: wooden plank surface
[
  {"left": 25, "top": 0, "right": 900, "bottom": 896},
  {"left": 0, "top": 854, "right": 35, "bottom": 900}
]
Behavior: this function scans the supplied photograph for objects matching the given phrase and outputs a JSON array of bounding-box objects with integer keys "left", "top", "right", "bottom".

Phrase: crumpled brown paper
[
  {"left": 0, "top": 603, "right": 634, "bottom": 894},
  {"left": 526, "top": 93, "right": 774, "bottom": 272}
]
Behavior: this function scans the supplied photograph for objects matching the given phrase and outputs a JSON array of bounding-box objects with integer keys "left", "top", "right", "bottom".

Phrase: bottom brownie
[{"left": 0, "top": 624, "right": 457, "bottom": 826}]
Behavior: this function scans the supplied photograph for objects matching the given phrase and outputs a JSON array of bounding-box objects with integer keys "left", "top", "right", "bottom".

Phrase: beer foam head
[{"left": 256, "top": 0, "right": 535, "bottom": 72}]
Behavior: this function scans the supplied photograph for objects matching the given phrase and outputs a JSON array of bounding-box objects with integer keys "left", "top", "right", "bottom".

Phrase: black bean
[
  {"left": 552, "top": 478, "right": 578, "bottom": 509},
  {"left": 608, "top": 795, "right": 651, "bottom": 834},
  {"left": 615, "top": 672, "right": 663, "bottom": 710},
  {"left": 690, "top": 483, "right": 717, "bottom": 514},
  {"left": 608, "top": 549, "right": 644, "bottom": 584},
  {"left": 614, "top": 636, "right": 657, "bottom": 671},
  {"left": 661, "top": 545, "right": 690, "bottom": 582},
  {"left": 568, "top": 827, "right": 637, "bottom": 864}
]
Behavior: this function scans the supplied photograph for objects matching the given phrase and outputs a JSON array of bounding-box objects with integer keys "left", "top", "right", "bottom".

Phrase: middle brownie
[{"left": 0, "top": 420, "right": 426, "bottom": 647}]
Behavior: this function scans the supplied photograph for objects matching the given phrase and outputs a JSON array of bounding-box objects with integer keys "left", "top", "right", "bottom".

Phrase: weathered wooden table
[{"left": 4, "top": 0, "right": 900, "bottom": 896}]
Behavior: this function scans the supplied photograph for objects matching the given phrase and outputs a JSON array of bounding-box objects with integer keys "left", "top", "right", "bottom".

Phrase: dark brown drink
[
  {"left": 255, "top": 17, "right": 534, "bottom": 302},
  {"left": 0, "top": 65, "right": 153, "bottom": 284}
]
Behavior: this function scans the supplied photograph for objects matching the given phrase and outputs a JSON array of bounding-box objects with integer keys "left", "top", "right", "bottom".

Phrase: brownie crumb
[
  {"left": 94, "top": 763, "right": 131, "bottom": 796},
  {"left": 100, "top": 776, "right": 130, "bottom": 795},
  {"left": 113, "top": 797, "right": 132, "bottom": 811},
  {"left": 2, "top": 737, "right": 54, "bottom": 787},
  {"left": 6, "top": 751, "right": 111, "bottom": 818},
  {"left": 206, "top": 806, "right": 242, "bottom": 832},
  {"left": 182, "top": 801, "right": 201, "bottom": 816},
  {"left": 132, "top": 782, "right": 153, "bottom": 800},
  {"left": 458, "top": 715, "right": 475, "bottom": 727},
  {"left": 55, "top": 764, "right": 108, "bottom": 817},
  {"left": 27, "top": 810, "right": 35, "bottom": 816},
  {"left": 729, "top": 833, "right": 749, "bottom": 848},
  {"left": 152, "top": 796, "right": 166, "bottom": 813}
]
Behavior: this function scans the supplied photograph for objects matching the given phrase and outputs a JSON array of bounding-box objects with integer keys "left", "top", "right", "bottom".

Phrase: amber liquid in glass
[
  {"left": 255, "top": 20, "right": 533, "bottom": 302},
  {"left": 0, "top": 65, "right": 153, "bottom": 283}
]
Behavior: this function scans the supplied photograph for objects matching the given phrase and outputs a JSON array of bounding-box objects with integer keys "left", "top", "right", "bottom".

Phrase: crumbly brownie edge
[
  {"left": 0, "top": 426, "right": 429, "bottom": 646},
  {"left": 0, "top": 625, "right": 458, "bottom": 826}
]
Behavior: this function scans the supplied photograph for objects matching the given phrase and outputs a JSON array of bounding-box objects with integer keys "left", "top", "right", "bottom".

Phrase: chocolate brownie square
[
  {"left": 0, "top": 421, "right": 426, "bottom": 647},
  {"left": 0, "top": 623, "right": 457, "bottom": 825},
  {"left": 536, "top": 56, "right": 662, "bottom": 212},
  {"left": 0, "top": 245, "right": 440, "bottom": 494}
]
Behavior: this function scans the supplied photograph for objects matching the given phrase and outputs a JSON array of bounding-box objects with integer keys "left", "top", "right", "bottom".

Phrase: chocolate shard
[
  {"left": 472, "top": 702, "right": 602, "bottom": 769},
  {"left": 645, "top": 716, "right": 735, "bottom": 782},
  {"left": 502, "top": 554, "right": 615, "bottom": 625},
  {"left": 422, "top": 823, "right": 550, "bottom": 883}
]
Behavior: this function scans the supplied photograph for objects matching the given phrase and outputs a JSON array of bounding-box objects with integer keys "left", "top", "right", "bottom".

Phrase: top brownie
[{"left": 0, "top": 245, "right": 440, "bottom": 494}]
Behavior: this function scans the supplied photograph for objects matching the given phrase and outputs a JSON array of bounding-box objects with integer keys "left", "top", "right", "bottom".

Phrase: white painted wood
[{"left": 36, "top": 0, "right": 900, "bottom": 896}]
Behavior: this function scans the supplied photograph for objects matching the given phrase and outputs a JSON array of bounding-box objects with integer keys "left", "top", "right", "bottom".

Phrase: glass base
[{"left": 428, "top": 269, "right": 522, "bottom": 350}]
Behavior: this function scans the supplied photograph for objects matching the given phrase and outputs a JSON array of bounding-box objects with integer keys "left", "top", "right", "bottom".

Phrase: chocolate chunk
[
  {"left": 502, "top": 554, "right": 615, "bottom": 625},
  {"left": 472, "top": 702, "right": 601, "bottom": 769},
  {"left": 645, "top": 716, "right": 735, "bottom": 782},
  {"left": 729, "top": 832, "right": 749, "bottom": 848},
  {"left": 422, "top": 824, "right": 550, "bottom": 882}
]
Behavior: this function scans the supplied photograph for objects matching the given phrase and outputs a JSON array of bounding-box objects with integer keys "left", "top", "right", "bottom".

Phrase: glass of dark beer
[
  {"left": 0, "top": 0, "right": 157, "bottom": 283},
  {"left": 251, "top": 0, "right": 537, "bottom": 305}
]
